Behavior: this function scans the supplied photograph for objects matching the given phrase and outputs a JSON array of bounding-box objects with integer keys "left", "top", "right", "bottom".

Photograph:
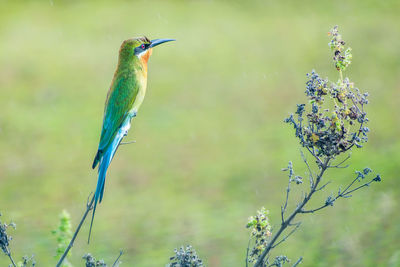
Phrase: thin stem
[
  {"left": 329, "top": 154, "right": 351, "bottom": 168},
  {"left": 292, "top": 257, "right": 303, "bottom": 267},
  {"left": 300, "top": 150, "right": 314, "bottom": 188},
  {"left": 56, "top": 194, "right": 95, "bottom": 267},
  {"left": 254, "top": 158, "right": 331, "bottom": 267},
  {"left": 343, "top": 180, "right": 373, "bottom": 195},
  {"left": 344, "top": 101, "right": 365, "bottom": 152},
  {"left": 281, "top": 179, "right": 291, "bottom": 224},
  {"left": 341, "top": 176, "right": 359, "bottom": 194},
  {"left": 301, "top": 176, "right": 376, "bottom": 214},
  {"left": 271, "top": 222, "right": 301, "bottom": 249},
  {"left": 305, "top": 146, "right": 322, "bottom": 166},
  {"left": 112, "top": 251, "right": 124, "bottom": 267},
  {"left": 315, "top": 181, "right": 331, "bottom": 192},
  {"left": 246, "top": 238, "right": 251, "bottom": 267},
  {"left": 6, "top": 250, "right": 16, "bottom": 267}
]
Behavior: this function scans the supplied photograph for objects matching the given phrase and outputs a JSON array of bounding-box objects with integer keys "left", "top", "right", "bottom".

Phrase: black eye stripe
[{"left": 134, "top": 43, "right": 150, "bottom": 55}]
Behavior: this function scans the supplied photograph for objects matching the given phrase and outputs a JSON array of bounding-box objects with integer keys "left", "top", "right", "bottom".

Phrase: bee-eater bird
[{"left": 89, "top": 37, "right": 175, "bottom": 241}]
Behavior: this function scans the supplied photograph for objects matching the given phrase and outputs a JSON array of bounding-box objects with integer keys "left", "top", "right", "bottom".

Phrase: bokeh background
[{"left": 1, "top": 0, "right": 399, "bottom": 266}]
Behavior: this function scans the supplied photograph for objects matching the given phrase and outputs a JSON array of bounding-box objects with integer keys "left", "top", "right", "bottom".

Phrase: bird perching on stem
[{"left": 89, "top": 37, "right": 175, "bottom": 242}]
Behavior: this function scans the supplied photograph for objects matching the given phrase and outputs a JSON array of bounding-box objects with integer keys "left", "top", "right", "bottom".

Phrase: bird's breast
[{"left": 130, "top": 70, "right": 148, "bottom": 115}]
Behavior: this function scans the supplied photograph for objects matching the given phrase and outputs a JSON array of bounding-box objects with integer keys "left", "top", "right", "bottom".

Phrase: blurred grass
[{"left": 0, "top": 0, "right": 399, "bottom": 266}]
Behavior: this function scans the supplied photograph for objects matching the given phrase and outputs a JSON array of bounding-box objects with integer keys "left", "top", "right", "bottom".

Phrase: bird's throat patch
[{"left": 140, "top": 49, "right": 152, "bottom": 65}]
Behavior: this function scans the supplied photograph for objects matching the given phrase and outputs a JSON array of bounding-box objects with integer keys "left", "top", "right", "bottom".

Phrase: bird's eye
[{"left": 141, "top": 44, "right": 145, "bottom": 49}]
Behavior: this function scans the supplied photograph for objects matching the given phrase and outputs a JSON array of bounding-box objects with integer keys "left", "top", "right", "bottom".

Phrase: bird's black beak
[{"left": 149, "top": 38, "right": 175, "bottom": 48}]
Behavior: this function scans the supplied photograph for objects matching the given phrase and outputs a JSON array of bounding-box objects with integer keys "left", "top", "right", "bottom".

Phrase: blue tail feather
[
  {"left": 88, "top": 118, "right": 131, "bottom": 243},
  {"left": 88, "top": 147, "right": 111, "bottom": 243}
]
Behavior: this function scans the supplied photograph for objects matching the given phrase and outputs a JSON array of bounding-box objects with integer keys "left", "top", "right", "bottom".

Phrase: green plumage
[
  {"left": 89, "top": 36, "right": 174, "bottom": 243},
  {"left": 92, "top": 38, "right": 149, "bottom": 169},
  {"left": 92, "top": 75, "right": 138, "bottom": 168}
]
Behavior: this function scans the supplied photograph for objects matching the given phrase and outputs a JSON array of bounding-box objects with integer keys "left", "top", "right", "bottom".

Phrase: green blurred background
[{"left": 0, "top": 0, "right": 399, "bottom": 266}]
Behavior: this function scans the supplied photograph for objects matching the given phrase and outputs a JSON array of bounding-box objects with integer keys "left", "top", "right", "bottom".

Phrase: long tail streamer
[{"left": 88, "top": 118, "right": 131, "bottom": 243}]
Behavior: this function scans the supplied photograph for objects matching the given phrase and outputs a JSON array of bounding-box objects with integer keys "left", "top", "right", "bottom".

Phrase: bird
[{"left": 89, "top": 36, "right": 175, "bottom": 242}]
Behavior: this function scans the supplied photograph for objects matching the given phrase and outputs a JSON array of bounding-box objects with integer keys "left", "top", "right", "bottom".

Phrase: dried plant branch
[
  {"left": 271, "top": 222, "right": 301, "bottom": 249},
  {"left": 291, "top": 257, "right": 303, "bottom": 267},
  {"left": 112, "top": 250, "right": 124, "bottom": 267},
  {"left": 300, "top": 150, "right": 314, "bottom": 188},
  {"left": 56, "top": 194, "right": 95, "bottom": 267},
  {"left": 0, "top": 214, "right": 17, "bottom": 267},
  {"left": 248, "top": 26, "right": 381, "bottom": 267},
  {"left": 301, "top": 173, "right": 380, "bottom": 214},
  {"left": 6, "top": 250, "right": 17, "bottom": 267},
  {"left": 254, "top": 158, "right": 331, "bottom": 266},
  {"left": 328, "top": 154, "right": 351, "bottom": 169}
]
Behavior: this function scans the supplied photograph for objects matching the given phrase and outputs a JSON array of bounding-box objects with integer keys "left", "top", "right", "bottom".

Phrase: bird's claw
[{"left": 120, "top": 140, "right": 136, "bottom": 145}]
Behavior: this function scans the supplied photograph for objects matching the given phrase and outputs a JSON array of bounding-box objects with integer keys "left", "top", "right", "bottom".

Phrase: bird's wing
[{"left": 96, "top": 75, "right": 138, "bottom": 155}]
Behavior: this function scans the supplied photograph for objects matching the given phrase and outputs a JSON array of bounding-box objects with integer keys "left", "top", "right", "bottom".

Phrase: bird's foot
[{"left": 120, "top": 140, "right": 136, "bottom": 145}]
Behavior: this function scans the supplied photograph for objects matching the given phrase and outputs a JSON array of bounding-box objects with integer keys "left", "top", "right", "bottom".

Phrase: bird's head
[{"left": 119, "top": 36, "right": 175, "bottom": 65}]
